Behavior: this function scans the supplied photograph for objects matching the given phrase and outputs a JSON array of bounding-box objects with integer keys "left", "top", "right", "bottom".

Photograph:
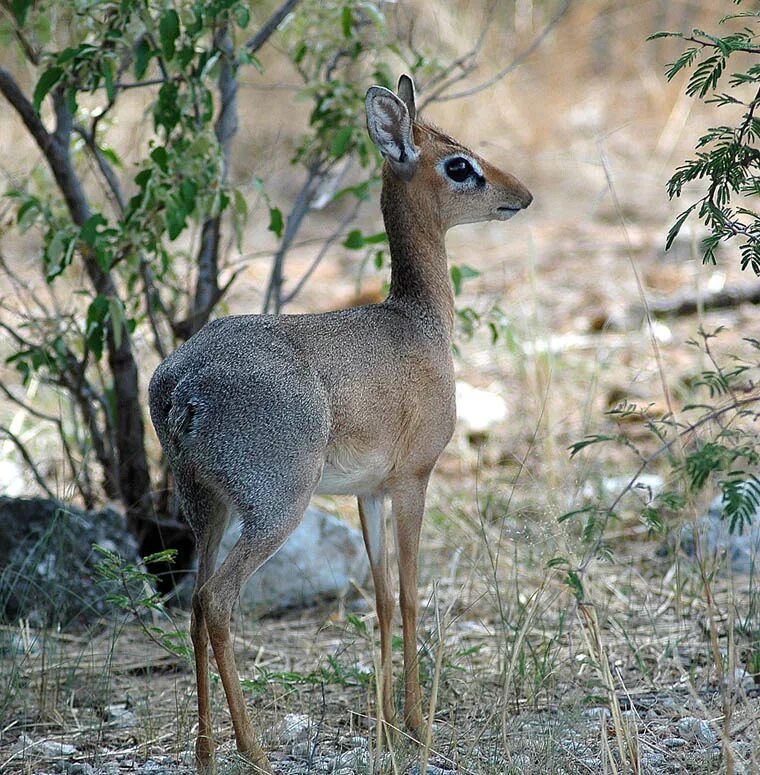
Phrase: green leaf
[
  {"left": 234, "top": 4, "right": 251, "bottom": 28},
  {"left": 330, "top": 126, "right": 353, "bottom": 158},
  {"left": 166, "top": 201, "right": 186, "bottom": 240},
  {"left": 341, "top": 6, "right": 353, "bottom": 37},
  {"left": 268, "top": 207, "right": 283, "bottom": 238},
  {"left": 86, "top": 295, "right": 110, "bottom": 360},
  {"left": 647, "top": 31, "right": 681, "bottom": 41},
  {"left": 80, "top": 213, "right": 107, "bottom": 246},
  {"left": 159, "top": 10, "right": 180, "bottom": 60},
  {"left": 665, "top": 203, "right": 698, "bottom": 250},
  {"left": 134, "top": 37, "right": 152, "bottom": 80},
  {"left": 343, "top": 229, "right": 364, "bottom": 249},
  {"left": 568, "top": 435, "right": 617, "bottom": 457},
  {"left": 107, "top": 297, "right": 126, "bottom": 350},
  {"left": 33, "top": 67, "right": 64, "bottom": 113},
  {"left": 450, "top": 264, "right": 480, "bottom": 295},
  {"left": 150, "top": 145, "right": 169, "bottom": 172},
  {"left": 10, "top": 0, "right": 34, "bottom": 26}
]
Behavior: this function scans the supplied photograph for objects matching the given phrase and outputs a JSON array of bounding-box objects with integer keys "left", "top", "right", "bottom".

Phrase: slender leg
[
  {"left": 199, "top": 500, "right": 308, "bottom": 775},
  {"left": 183, "top": 491, "right": 229, "bottom": 775},
  {"left": 358, "top": 494, "right": 395, "bottom": 728},
  {"left": 191, "top": 547, "right": 218, "bottom": 774},
  {"left": 392, "top": 478, "right": 429, "bottom": 739}
]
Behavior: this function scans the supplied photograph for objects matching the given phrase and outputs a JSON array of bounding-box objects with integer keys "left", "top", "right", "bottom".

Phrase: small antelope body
[{"left": 149, "top": 74, "right": 531, "bottom": 773}]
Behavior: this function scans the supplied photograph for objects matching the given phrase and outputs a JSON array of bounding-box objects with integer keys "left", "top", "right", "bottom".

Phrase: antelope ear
[
  {"left": 365, "top": 85, "right": 419, "bottom": 181},
  {"left": 396, "top": 73, "right": 416, "bottom": 123}
]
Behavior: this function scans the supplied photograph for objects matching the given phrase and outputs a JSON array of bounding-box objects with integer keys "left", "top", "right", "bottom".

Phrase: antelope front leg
[
  {"left": 392, "top": 478, "right": 428, "bottom": 740},
  {"left": 358, "top": 494, "right": 395, "bottom": 729}
]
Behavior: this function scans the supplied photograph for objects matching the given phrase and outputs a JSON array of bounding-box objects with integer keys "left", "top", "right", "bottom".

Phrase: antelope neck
[{"left": 381, "top": 171, "right": 454, "bottom": 335}]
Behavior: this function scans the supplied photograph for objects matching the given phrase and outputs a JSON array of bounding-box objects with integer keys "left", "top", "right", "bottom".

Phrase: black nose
[{"left": 523, "top": 190, "right": 534, "bottom": 208}]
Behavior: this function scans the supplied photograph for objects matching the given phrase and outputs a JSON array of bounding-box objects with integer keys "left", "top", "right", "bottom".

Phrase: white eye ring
[{"left": 437, "top": 154, "right": 484, "bottom": 189}]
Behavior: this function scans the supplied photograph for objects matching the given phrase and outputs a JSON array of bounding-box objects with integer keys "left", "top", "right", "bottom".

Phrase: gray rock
[
  {"left": 278, "top": 713, "right": 312, "bottom": 743},
  {"left": 0, "top": 497, "right": 143, "bottom": 627},
  {"left": 679, "top": 488, "right": 760, "bottom": 573},
  {"left": 220, "top": 506, "right": 369, "bottom": 613},
  {"left": 678, "top": 716, "right": 717, "bottom": 746},
  {"left": 14, "top": 734, "right": 78, "bottom": 758},
  {"left": 663, "top": 737, "right": 687, "bottom": 748},
  {"left": 104, "top": 703, "right": 137, "bottom": 728}
]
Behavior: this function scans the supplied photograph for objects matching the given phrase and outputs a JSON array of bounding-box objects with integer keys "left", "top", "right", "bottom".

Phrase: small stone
[
  {"left": 290, "top": 739, "right": 314, "bottom": 758},
  {"left": 104, "top": 703, "right": 137, "bottom": 728},
  {"left": 641, "top": 752, "right": 665, "bottom": 766},
  {"left": 338, "top": 735, "right": 368, "bottom": 749},
  {"left": 583, "top": 706, "right": 611, "bottom": 721},
  {"left": 663, "top": 737, "right": 687, "bottom": 748},
  {"left": 58, "top": 764, "right": 95, "bottom": 775},
  {"left": 678, "top": 716, "right": 717, "bottom": 746},
  {"left": 31, "top": 737, "right": 79, "bottom": 758},
  {"left": 733, "top": 668, "right": 756, "bottom": 691},
  {"left": 278, "top": 713, "right": 311, "bottom": 743},
  {"left": 333, "top": 748, "right": 368, "bottom": 769}
]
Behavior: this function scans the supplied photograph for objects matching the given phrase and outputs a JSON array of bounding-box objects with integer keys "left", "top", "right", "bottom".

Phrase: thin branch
[
  {"left": 413, "top": 0, "right": 497, "bottom": 102},
  {"left": 682, "top": 35, "right": 760, "bottom": 55},
  {"left": 245, "top": 0, "right": 302, "bottom": 56},
  {"left": 263, "top": 162, "right": 321, "bottom": 313},
  {"left": 183, "top": 23, "right": 238, "bottom": 341},
  {"left": 0, "top": 380, "right": 93, "bottom": 506},
  {"left": 0, "top": 425, "right": 57, "bottom": 500},
  {"left": 140, "top": 259, "right": 168, "bottom": 360},
  {"left": 423, "top": 0, "right": 573, "bottom": 105},
  {"left": 281, "top": 197, "right": 365, "bottom": 307},
  {"left": 74, "top": 124, "right": 126, "bottom": 213}
]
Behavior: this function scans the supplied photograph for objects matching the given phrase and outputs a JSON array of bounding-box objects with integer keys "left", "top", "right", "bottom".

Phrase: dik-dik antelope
[{"left": 149, "top": 74, "right": 532, "bottom": 773}]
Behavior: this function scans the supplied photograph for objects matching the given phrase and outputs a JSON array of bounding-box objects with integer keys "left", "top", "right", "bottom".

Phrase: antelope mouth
[{"left": 494, "top": 205, "right": 522, "bottom": 220}]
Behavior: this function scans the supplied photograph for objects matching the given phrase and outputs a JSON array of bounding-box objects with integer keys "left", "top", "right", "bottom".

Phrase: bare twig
[
  {"left": 0, "top": 425, "right": 57, "bottom": 499},
  {"left": 74, "top": 124, "right": 127, "bottom": 213},
  {"left": 424, "top": 0, "right": 573, "bottom": 105},
  {"left": 0, "top": 380, "right": 92, "bottom": 503},
  {"left": 245, "top": 0, "right": 302, "bottom": 56},
  {"left": 263, "top": 163, "right": 322, "bottom": 313},
  {"left": 281, "top": 197, "right": 365, "bottom": 306}
]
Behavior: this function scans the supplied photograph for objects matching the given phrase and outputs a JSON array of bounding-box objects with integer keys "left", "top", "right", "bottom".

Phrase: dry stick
[
  {"left": 578, "top": 604, "right": 638, "bottom": 774},
  {"left": 423, "top": 0, "right": 573, "bottom": 105},
  {"left": 499, "top": 584, "right": 547, "bottom": 754},
  {"left": 280, "top": 197, "right": 364, "bottom": 306},
  {"left": 0, "top": 380, "right": 91, "bottom": 505},
  {"left": 0, "top": 425, "right": 56, "bottom": 499}
]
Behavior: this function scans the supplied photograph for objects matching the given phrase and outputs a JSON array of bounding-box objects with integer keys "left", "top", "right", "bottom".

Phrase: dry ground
[{"left": 2, "top": 0, "right": 760, "bottom": 773}]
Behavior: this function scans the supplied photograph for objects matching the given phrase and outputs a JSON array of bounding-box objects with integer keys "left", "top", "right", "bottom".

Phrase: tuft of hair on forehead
[{"left": 413, "top": 120, "right": 471, "bottom": 155}]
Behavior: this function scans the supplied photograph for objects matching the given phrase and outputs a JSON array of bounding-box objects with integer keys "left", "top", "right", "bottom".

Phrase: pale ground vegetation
[{"left": 1, "top": 1, "right": 759, "bottom": 773}]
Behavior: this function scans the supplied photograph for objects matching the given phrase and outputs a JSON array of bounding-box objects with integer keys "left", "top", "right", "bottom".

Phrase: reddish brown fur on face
[{"left": 405, "top": 120, "right": 532, "bottom": 229}]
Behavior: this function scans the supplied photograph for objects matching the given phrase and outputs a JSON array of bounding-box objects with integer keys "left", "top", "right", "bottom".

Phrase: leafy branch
[{"left": 651, "top": 6, "right": 760, "bottom": 273}]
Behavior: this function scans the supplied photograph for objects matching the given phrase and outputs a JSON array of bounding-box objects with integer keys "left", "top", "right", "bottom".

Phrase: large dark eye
[{"left": 444, "top": 157, "right": 473, "bottom": 183}]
